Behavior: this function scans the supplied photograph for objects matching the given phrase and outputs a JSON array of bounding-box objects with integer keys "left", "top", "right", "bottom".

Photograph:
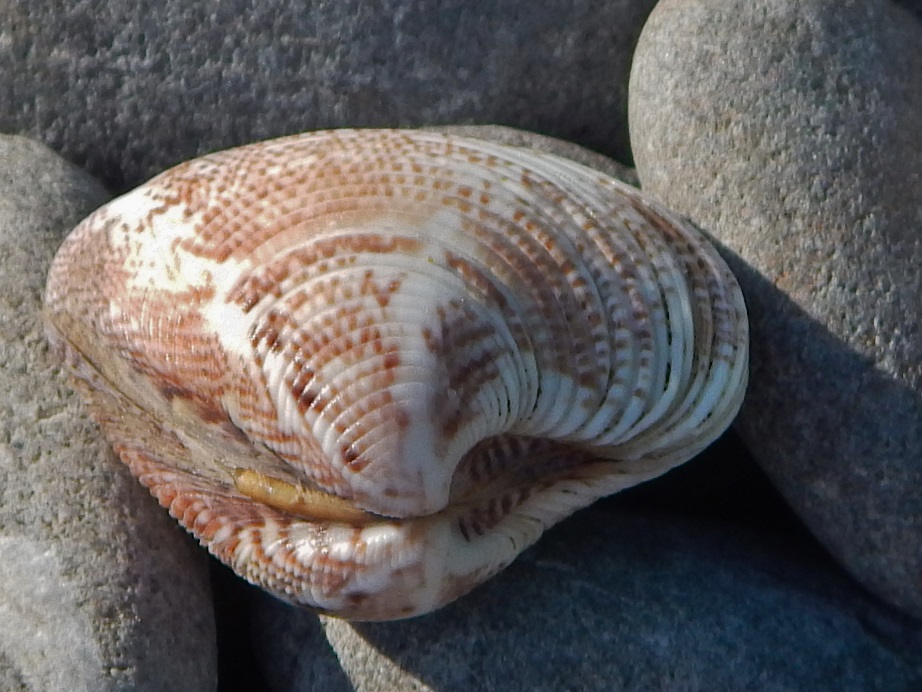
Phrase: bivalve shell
[{"left": 43, "top": 129, "right": 748, "bottom": 620}]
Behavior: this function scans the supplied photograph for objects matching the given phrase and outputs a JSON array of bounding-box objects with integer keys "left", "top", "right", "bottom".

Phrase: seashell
[{"left": 43, "top": 129, "right": 748, "bottom": 620}]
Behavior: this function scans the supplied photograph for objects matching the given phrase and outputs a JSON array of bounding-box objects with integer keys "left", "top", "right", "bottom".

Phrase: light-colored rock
[
  {"left": 251, "top": 507, "right": 922, "bottom": 691},
  {"left": 629, "top": 0, "right": 922, "bottom": 616},
  {"left": 0, "top": 0, "right": 657, "bottom": 191},
  {"left": 0, "top": 135, "right": 217, "bottom": 690}
]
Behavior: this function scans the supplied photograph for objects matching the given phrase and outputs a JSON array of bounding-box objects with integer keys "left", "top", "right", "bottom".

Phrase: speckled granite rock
[
  {"left": 250, "top": 506, "right": 922, "bottom": 692},
  {"left": 0, "top": 135, "right": 217, "bottom": 691},
  {"left": 0, "top": 0, "right": 656, "bottom": 192},
  {"left": 629, "top": 0, "right": 922, "bottom": 616}
]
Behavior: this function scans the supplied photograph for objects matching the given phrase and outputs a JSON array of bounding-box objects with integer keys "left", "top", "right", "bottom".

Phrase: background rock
[
  {"left": 629, "top": 0, "right": 922, "bottom": 616},
  {"left": 251, "top": 506, "right": 922, "bottom": 692},
  {"left": 0, "top": 0, "right": 657, "bottom": 192},
  {"left": 0, "top": 135, "right": 217, "bottom": 691},
  {"left": 896, "top": 0, "right": 922, "bottom": 18}
]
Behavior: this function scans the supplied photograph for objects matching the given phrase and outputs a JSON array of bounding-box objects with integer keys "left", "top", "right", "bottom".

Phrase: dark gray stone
[
  {"left": 896, "top": 0, "right": 922, "bottom": 18},
  {"left": 251, "top": 506, "right": 922, "bottom": 692},
  {"left": 629, "top": 0, "right": 922, "bottom": 616},
  {"left": 0, "top": 135, "right": 217, "bottom": 691},
  {"left": 0, "top": 0, "right": 655, "bottom": 192}
]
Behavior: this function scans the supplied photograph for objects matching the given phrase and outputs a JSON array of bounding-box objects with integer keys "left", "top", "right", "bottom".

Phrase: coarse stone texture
[
  {"left": 250, "top": 506, "right": 922, "bottom": 692},
  {"left": 629, "top": 0, "right": 922, "bottom": 616},
  {"left": 0, "top": 0, "right": 656, "bottom": 193},
  {"left": 0, "top": 135, "right": 217, "bottom": 691}
]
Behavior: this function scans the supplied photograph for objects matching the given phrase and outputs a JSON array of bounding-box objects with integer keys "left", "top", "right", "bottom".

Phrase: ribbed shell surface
[{"left": 43, "top": 129, "right": 748, "bottom": 619}]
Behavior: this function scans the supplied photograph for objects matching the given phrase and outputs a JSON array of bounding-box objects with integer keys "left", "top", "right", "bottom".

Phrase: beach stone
[
  {"left": 250, "top": 506, "right": 922, "bottom": 692},
  {"left": 0, "top": 135, "right": 217, "bottom": 691},
  {"left": 629, "top": 0, "right": 922, "bottom": 616},
  {"left": 0, "top": 0, "right": 656, "bottom": 192}
]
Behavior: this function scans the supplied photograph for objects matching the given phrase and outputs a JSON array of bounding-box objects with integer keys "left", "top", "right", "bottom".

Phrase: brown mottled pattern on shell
[
  {"left": 48, "top": 335, "right": 437, "bottom": 618},
  {"left": 44, "top": 129, "right": 748, "bottom": 619}
]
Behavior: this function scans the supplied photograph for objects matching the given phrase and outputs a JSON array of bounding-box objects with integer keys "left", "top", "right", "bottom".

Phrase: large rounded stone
[
  {"left": 629, "top": 0, "right": 922, "bottom": 616},
  {"left": 0, "top": 0, "right": 656, "bottom": 191},
  {"left": 251, "top": 507, "right": 922, "bottom": 691},
  {"left": 0, "top": 135, "right": 217, "bottom": 690}
]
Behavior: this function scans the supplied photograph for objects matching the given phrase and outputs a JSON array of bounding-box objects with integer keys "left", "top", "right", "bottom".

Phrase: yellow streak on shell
[
  {"left": 232, "top": 468, "right": 381, "bottom": 525},
  {"left": 42, "top": 128, "right": 749, "bottom": 620}
]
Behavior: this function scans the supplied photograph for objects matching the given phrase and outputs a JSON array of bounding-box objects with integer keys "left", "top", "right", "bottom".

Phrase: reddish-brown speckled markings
[
  {"left": 125, "top": 445, "right": 426, "bottom": 617},
  {"left": 242, "top": 277, "right": 408, "bottom": 497},
  {"left": 426, "top": 298, "right": 506, "bottom": 443},
  {"left": 159, "top": 136, "right": 463, "bottom": 265},
  {"left": 177, "top": 232, "right": 427, "bottom": 500},
  {"left": 448, "top": 436, "right": 596, "bottom": 539},
  {"left": 45, "top": 205, "right": 252, "bottom": 448},
  {"left": 225, "top": 234, "right": 424, "bottom": 309}
]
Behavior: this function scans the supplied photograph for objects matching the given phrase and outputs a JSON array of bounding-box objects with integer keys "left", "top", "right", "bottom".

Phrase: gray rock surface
[
  {"left": 250, "top": 506, "right": 922, "bottom": 692},
  {"left": 0, "top": 135, "right": 217, "bottom": 691},
  {"left": 629, "top": 0, "right": 922, "bottom": 616},
  {"left": 0, "top": 0, "right": 656, "bottom": 192},
  {"left": 897, "top": 0, "right": 922, "bottom": 17}
]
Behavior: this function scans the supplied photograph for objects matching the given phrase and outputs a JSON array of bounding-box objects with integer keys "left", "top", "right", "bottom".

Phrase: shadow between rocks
[
  {"left": 614, "top": 428, "right": 808, "bottom": 537},
  {"left": 341, "top": 504, "right": 922, "bottom": 692},
  {"left": 708, "top": 238, "right": 922, "bottom": 618},
  {"left": 896, "top": 0, "right": 922, "bottom": 20},
  {"left": 214, "top": 561, "right": 352, "bottom": 692}
]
